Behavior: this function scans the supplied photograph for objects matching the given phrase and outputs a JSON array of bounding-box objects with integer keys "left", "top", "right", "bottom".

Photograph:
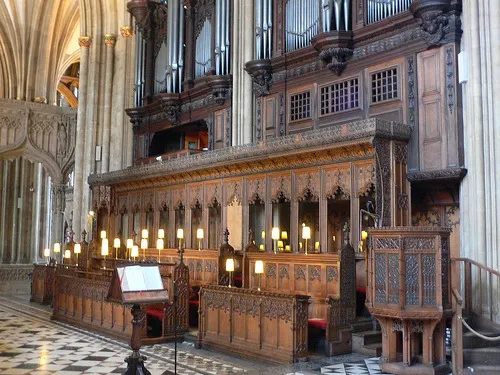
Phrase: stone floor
[{"left": 0, "top": 296, "right": 393, "bottom": 375}]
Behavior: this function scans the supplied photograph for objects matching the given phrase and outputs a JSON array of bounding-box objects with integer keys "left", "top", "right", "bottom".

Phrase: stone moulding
[{"left": 89, "top": 118, "right": 411, "bottom": 188}]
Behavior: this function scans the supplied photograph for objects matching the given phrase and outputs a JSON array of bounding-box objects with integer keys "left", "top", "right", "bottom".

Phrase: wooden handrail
[{"left": 451, "top": 257, "right": 500, "bottom": 278}]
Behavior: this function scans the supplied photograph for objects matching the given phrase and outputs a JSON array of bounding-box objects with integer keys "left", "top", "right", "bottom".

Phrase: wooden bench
[
  {"left": 243, "top": 242, "right": 356, "bottom": 356},
  {"left": 198, "top": 285, "right": 309, "bottom": 363}
]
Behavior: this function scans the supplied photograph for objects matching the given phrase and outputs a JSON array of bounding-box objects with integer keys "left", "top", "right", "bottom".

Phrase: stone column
[
  {"left": 101, "top": 34, "right": 117, "bottom": 173},
  {"left": 72, "top": 36, "right": 92, "bottom": 241},
  {"left": 231, "top": 0, "right": 254, "bottom": 146},
  {"left": 51, "top": 184, "right": 66, "bottom": 263}
]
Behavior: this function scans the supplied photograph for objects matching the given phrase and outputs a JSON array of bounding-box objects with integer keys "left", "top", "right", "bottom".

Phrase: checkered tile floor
[{"left": 0, "top": 297, "right": 393, "bottom": 375}]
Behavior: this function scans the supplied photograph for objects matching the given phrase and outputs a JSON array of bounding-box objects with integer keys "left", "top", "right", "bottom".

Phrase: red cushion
[
  {"left": 308, "top": 318, "right": 327, "bottom": 329},
  {"left": 189, "top": 300, "right": 199, "bottom": 306},
  {"left": 146, "top": 307, "right": 164, "bottom": 320},
  {"left": 356, "top": 287, "right": 366, "bottom": 293}
]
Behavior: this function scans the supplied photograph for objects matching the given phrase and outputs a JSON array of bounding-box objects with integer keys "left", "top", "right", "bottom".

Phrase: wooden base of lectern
[{"left": 123, "top": 304, "right": 151, "bottom": 375}]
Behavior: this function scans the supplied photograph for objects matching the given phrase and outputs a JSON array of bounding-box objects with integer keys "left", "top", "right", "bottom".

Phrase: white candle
[
  {"left": 302, "top": 226, "right": 311, "bottom": 239},
  {"left": 113, "top": 238, "right": 120, "bottom": 248},
  {"left": 64, "top": 249, "right": 71, "bottom": 259},
  {"left": 44, "top": 248, "right": 51, "bottom": 257},
  {"left": 126, "top": 238, "right": 134, "bottom": 249},
  {"left": 140, "top": 238, "right": 148, "bottom": 249},
  {"left": 271, "top": 227, "right": 280, "bottom": 240},
  {"left": 131, "top": 245, "right": 139, "bottom": 258},
  {"left": 156, "top": 238, "right": 164, "bottom": 250},
  {"left": 225, "top": 258, "right": 235, "bottom": 272},
  {"left": 100, "top": 230, "right": 107, "bottom": 239}
]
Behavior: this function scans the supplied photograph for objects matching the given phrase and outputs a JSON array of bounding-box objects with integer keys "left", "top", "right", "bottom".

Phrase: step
[
  {"left": 352, "top": 330, "right": 382, "bottom": 356},
  {"left": 354, "top": 342, "right": 382, "bottom": 357},
  {"left": 184, "top": 330, "right": 198, "bottom": 346},
  {"left": 351, "top": 319, "right": 378, "bottom": 333},
  {"left": 464, "top": 365, "right": 500, "bottom": 375},
  {"left": 463, "top": 330, "right": 500, "bottom": 349},
  {"left": 463, "top": 347, "right": 500, "bottom": 367}
]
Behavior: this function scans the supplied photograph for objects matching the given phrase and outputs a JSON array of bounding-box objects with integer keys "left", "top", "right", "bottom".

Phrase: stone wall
[{"left": 0, "top": 265, "right": 33, "bottom": 296}]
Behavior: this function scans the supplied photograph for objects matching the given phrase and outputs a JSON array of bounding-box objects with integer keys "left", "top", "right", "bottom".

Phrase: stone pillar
[
  {"left": 101, "top": 34, "right": 117, "bottom": 173},
  {"left": 231, "top": 0, "right": 254, "bottom": 146},
  {"left": 73, "top": 36, "right": 92, "bottom": 241},
  {"left": 51, "top": 184, "right": 66, "bottom": 263}
]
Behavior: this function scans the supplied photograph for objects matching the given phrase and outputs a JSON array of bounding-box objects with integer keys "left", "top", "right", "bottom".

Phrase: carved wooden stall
[
  {"left": 366, "top": 227, "right": 451, "bottom": 375},
  {"left": 51, "top": 258, "right": 189, "bottom": 344},
  {"left": 31, "top": 264, "right": 55, "bottom": 305},
  {"left": 244, "top": 237, "right": 356, "bottom": 356},
  {"left": 198, "top": 285, "right": 310, "bottom": 363}
]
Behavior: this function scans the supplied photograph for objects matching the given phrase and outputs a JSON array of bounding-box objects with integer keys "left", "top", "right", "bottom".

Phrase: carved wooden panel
[
  {"left": 246, "top": 176, "right": 266, "bottom": 203},
  {"left": 156, "top": 189, "right": 170, "bottom": 210},
  {"left": 142, "top": 191, "right": 154, "bottom": 211},
  {"left": 172, "top": 186, "right": 185, "bottom": 208},
  {"left": 264, "top": 96, "right": 277, "bottom": 139},
  {"left": 224, "top": 179, "right": 242, "bottom": 206},
  {"left": 295, "top": 169, "right": 320, "bottom": 201},
  {"left": 324, "top": 166, "right": 351, "bottom": 199},
  {"left": 205, "top": 181, "right": 222, "bottom": 206},
  {"left": 188, "top": 184, "right": 203, "bottom": 208},
  {"left": 269, "top": 173, "right": 291, "bottom": 202}
]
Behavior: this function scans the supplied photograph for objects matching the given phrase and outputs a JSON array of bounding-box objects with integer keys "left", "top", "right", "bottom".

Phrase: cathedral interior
[{"left": 0, "top": 0, "right": 499, "bottom": 374}]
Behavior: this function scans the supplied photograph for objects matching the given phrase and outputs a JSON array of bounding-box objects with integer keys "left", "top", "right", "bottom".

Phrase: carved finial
[
  {"left": 342, "top": 221, "right": 350, "bottom": 246},
  {"left": 81, "top": 229, "right": 88, "bottom": 244},
  {"left": 223, "top": 228, "right": 230, "bottom": 244}
]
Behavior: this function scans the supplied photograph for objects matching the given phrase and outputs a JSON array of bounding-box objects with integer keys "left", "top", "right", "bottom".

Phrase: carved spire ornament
[{"left": 78, "top": 36, "right": 92, "bottom": 48}]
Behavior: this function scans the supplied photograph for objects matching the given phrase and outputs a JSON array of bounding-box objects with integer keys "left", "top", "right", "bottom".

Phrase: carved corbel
[
  {"left": 206, "top": 75, "right": 232, "bottom": 105},
  {"left": 156, "top": 94, "right": 181, "bottom": 125},
  {"left": 312, "top": 31, "right": 353, "bottom": 76},
  {"left": 244, "top": 59, "right": 273, "bottom": 97},
  {"left": 410, "top": 0, "right": 462, "bottom": 47}
]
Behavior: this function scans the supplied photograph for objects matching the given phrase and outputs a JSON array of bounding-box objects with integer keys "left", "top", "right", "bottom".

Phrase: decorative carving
[
  {"left": 407, "top": 56, "right": 416, "bottom": 129},
  {"left": 308, "top": 265, "right": 321, "bottom": 282},
  {"left": 374, "top": 139, "right": 392, "bottom": 226},
  {"left": 247, "top": 178, "right": 265, "bottom": 204},
  {"left": 245, "top": 59, "right": 273, "bottom": 97},
  {"left": 318, "top": 47, "right": 354, "bottom": 76},
  {"left": 407, "top": 167, "right": 467, "bottom": 182},
  {"left": 375, "top": 253, "right": 387, "bottom": 303},
  {"left": 394, "top": 143, "right": 408, "bottom": 164},
  {"left": 388, "top": 254, "right": 400, "bottom": 305},
  {"left": 104, "top": 34, "right": 117, "bottom": 46},
  {"left": 206, "top": 183, "right": 221, "bottom": 207},
  {"left": 194, "top": 0, "right": 215, "bottom": 39},
  {"left": 410, "top": 2, "right": 462, "bottom": 47},
  {"left": 392, "top": 319, "right": 403, "bottom": 332},
  {"left": 326, "top": 266, "right": 338, "bottom": 282},
  {"left": 405, "top": 254, "right": 419, "bottom": 305},
  {"left": 206, "top": 75, "right": 231, "bottom": 105},
  {"left": 226, "top": 180, "right": 242, "bottom": 206},
  {"left": 256, "top": 100, "right": 262, "bottom": 141},
  {"left": 325, "top": 168, "right": 350, "bottom": 199},
  {"left": 295, "top": 265, "right": 306, "bottom": 281},
  {"left": 225, "top": 107, "right": 231, "bottom": 147},
  {"left": 422, "top": 254, "right": 436, "bottom": 305},
  {"left": 269, "top": 175, "right": 291, "bottom": 202},
  {"left": 375, "top": 237, "right": 401, "bottom": 250},
  {"left": 279, "top": 265, "right": 290, "bottom": 280},
  {"left": 411, "top": 320, "right": 424, "bottom": 333},
  {"left": 206, "top": 113, "right": 214, "bottom": 150},
  {"left": 266, "top": 264, "right": 276, "bottom": 278},
  {"left": 296, "top": 172, "right": 320, "bottom": 201},
  {"left": 278, "top": 93, "right": 285, "bottom": 137},
  {"left": 397, "top": 194, "right": 409, "bottom": 210},
  {"left": 120, "top": 26, "right": 134, "bottom": 38},
  {"left": 441, "top": 237, "right": 449, "bottom": 306},
  {"left": 78, "top": 36, "right": 92, "bottom": 48},
  {"left": 446, "top": 47, "right": 455, "bottom": 113},
  {"left": 404, "top": 237, "right": 435, "bottom": 251}
]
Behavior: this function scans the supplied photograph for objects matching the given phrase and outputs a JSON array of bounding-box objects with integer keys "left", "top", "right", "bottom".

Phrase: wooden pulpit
[{"left": 107, "top": 265, "right": 169, "bottom": 375}]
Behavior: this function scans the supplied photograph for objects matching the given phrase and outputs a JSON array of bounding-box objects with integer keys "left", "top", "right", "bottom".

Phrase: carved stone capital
[
  {"left": 120, "top": 26, "right": 134, "bottom": 38},
  {"left": 245, "top": 59, "right": 273, "bottom": 97},
  {"left": 411, "top": 0, "right": 462, "bottom": 46},
  {"left": 104, "top": 34, "right": 117, "bottom": 46},
  {"left": 312, "top": 31, "right": 353, "bottom": 76},
  {"left": 78, "top": 36, "right": 92, "bottom": 48}
]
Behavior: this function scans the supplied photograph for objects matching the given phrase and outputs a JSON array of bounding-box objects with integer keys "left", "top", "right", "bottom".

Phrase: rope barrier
[{"left": 459, "top": 316, "right": 500, "bottom": 341}]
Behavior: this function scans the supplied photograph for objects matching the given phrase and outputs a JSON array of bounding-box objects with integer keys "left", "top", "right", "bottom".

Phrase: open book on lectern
[{"left": 107, "top": 265, "right": 169, "bottom": 304}]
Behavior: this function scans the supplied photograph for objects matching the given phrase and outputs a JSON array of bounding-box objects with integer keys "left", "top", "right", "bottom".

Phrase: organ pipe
[
  {"left": 134, "top": 27, "right": 145, "bottom": 106},
  {"left": 195, "top": 19, "right": 212, "bottom": 78},
  {"left": 285, "top": 0, "right": 319, "bottom": 52},
  {"left": 366, "top": 0, "right": 412, "bottom": 24},
  {"left": 255, "top": 0, "right": 273, "bottom": 59}
]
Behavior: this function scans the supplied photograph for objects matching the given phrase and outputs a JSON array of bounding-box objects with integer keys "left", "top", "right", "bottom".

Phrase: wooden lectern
[{"left": 108, "top": 265, "right": 169, "bottom": 375}]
